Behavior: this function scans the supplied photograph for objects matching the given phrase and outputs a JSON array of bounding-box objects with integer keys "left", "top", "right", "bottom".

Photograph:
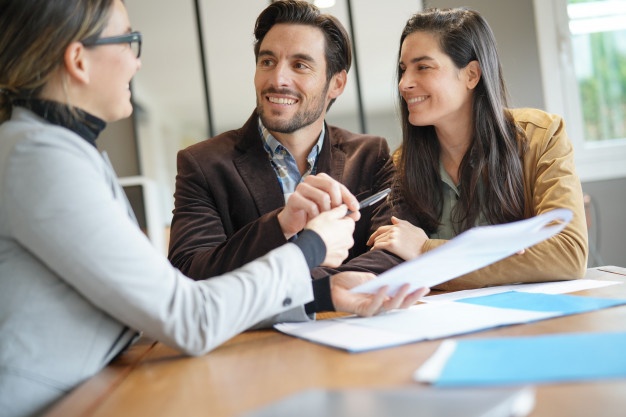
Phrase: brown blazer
[{"left": 168, "top": 112, "right": 403, "bottom": 280}]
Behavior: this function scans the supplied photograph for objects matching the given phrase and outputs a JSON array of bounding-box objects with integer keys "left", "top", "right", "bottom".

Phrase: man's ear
[
  {"left": 63, "top": 41, "right": 90, "bottom": 85},
  {"left": 465, "top": 60, "right": 481, "bottom": 90},
  {"left": 328, "top": 69, "right": 347, "bottom": 100}
]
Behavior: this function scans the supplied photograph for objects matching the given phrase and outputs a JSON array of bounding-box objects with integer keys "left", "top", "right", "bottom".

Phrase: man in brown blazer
[{"left": 168, "top": 0, "right": 403, "bottom": 287}]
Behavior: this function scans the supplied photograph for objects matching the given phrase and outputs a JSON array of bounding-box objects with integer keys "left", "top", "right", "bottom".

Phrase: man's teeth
[{"left": 269, "top": 97, "right": 296, "bottom": 105}]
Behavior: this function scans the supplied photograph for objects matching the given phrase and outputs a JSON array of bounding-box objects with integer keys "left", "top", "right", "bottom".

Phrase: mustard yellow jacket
[{"left": 408, "top": 108, "right": 589, "bottom": 291}]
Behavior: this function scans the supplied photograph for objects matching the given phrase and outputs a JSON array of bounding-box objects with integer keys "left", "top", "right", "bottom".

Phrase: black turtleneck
[{"left": 12, "top": 98, "right": 106, "bottom": 148}]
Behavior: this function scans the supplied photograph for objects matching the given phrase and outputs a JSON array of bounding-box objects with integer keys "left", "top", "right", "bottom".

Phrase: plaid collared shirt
[{"left": 259, "top": 118, "right": 325, "bottom": 204}]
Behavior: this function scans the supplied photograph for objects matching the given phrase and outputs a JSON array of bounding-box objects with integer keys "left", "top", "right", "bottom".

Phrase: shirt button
[{"left": 282, "top": 297, "right": 292, "bottom": 307}]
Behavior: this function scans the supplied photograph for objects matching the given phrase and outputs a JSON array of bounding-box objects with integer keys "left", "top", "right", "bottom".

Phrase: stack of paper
[
  {"left": 275, "top": 291, "right": 626, "bottom": 352},
  {"left": 422, "top": 279, "right": 618, "bottom": 303}
]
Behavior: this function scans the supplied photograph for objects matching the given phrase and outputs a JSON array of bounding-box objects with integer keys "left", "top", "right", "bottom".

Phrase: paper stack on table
[{"left": 275, "top": 289, "right": 626, "bottom": 353}]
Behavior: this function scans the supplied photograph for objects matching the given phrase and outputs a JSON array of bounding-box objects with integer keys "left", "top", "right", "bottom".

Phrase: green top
[{"left": 431, "top": 161, "right": 487, "bottom": 239}]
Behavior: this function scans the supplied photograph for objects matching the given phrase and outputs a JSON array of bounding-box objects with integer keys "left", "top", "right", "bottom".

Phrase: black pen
[{"left": 347, "top": 187, "right": 391, "bottom": 214}]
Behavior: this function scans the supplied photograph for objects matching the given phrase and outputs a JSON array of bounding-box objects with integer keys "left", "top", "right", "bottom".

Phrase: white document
[
  {"left": 275, "top": 303, "right": 556, "bottom": 353},
  {"left": 275, "top": 278, "right": 609, "bottom": 353},
  {"left": 351, "top": 208, "right": 573, "bottom": 295},
  {"left": 422, "top": 279, "right": 620, "bottom": 303}
]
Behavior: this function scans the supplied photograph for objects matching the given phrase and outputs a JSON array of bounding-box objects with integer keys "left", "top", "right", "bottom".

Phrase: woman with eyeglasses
[{"left": 0, "top": 1, "right": 427, "bottom": 415}]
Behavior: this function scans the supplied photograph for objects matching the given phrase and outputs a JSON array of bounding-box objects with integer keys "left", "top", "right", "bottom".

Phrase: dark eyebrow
[
  {"left": 257, "top": 49, "right": 316, "bottom": 64},
  {"left": 399, "top": 55, "right": 436, "bottom": 66},
  {"left": 257, "top": 50, "right": 276, "bottom": 59},
  {"left": 291, "top": 53, "right": 315, "bottom": 63}
]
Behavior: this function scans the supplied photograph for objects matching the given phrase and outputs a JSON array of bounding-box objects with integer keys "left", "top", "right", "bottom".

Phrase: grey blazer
[{"left": 0, "top": 108, "right": 314, "bottom": 417}]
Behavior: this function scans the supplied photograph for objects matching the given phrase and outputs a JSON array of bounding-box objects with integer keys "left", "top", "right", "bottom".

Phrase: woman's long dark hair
[{"left": 394, "top": 7, "right": 527, "bottom": 235}]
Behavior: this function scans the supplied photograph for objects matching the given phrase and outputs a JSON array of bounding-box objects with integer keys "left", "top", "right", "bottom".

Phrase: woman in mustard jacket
[{"left": 368, "top": 8, "right": 588, "bottom": 291}]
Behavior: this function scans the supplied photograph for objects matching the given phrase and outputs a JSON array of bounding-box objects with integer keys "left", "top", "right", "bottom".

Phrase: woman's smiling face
[{"left": 398, "top": 30, "right": 476, "bottom": 130}]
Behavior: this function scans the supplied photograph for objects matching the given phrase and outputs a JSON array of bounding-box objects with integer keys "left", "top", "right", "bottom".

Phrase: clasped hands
[{"left": 277, "top": 174, "right": 429, "bottom": 317}]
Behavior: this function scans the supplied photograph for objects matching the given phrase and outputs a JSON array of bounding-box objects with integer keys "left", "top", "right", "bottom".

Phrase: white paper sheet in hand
[{"left": 352, "top": 208, "right": 573, "bottom": 295}]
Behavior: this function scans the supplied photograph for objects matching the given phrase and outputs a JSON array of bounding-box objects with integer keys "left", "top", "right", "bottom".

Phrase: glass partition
[{"left": 125, "top": 0, "right": 422, "bottom": 231}]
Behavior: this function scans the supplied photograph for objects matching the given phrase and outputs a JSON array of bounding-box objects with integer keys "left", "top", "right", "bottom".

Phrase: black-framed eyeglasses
[{"left": 82, "top": 31, "right": 142, "bottom": 59}]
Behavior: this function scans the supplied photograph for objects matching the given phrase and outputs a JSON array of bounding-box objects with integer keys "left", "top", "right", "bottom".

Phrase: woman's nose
[{"left": 399, "top": 74, "right": 414, "bottom": 91}]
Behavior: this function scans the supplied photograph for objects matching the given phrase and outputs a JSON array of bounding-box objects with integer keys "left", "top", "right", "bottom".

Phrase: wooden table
[{"left": 45, "top": 266, "right": 626, "bottom": 417}]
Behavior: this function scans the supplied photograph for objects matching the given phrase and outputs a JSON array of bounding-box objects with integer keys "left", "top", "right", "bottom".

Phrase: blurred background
[{"left": 99, "top": 0, "right": 626, "bottom": 267}]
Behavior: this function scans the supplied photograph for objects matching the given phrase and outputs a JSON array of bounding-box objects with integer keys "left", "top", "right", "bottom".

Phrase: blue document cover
[
  {"left": 429, "top": 331, "right": 626, "bottom": 386},
  {"left": 457, "top": 291, "right": 626, "bottom": 314},
  {"left": 415, "top": 292, "right": 626, "bottom": 386}
]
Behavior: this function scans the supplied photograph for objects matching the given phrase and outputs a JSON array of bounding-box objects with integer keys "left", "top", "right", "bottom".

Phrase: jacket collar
[{"left": 232, "top": 111, "right": 347, "bottom": 213}]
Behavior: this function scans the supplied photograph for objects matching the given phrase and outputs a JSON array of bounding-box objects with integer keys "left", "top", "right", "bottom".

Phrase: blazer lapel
[
  {"left": 233, "top": 115, "right": 285, "bottom": 215},
  {"left": 101, "top": 151, "right": 138, "bottom": 224},
  {"left": 317, "top": 123, "right": 346, "bottom": 181}
]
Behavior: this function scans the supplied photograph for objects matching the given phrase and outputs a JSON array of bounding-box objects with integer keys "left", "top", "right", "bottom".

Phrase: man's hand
[
  {"left": 330, "top": 271, "right": 430, "bottom": 317},
  {"left": 278, "top": 173, "right": 359, "bottom": 239}
]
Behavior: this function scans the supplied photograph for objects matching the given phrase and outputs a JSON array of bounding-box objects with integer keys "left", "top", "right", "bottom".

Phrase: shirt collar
[
  {"left": 258, "top": 117, "right": 325, "bottom": 159},
  {"left": 439, "top": 160, "right": 460, "bottom": 196}
]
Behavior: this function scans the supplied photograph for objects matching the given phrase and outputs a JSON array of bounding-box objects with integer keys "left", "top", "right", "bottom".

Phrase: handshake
[{"left": 277, "top": 173, "right": 428, "bottom": 317}]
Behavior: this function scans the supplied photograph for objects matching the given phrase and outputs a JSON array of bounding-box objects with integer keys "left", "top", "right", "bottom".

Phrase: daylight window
[{"left": 567, "top": 0, "right": 626, "bottom": 142}]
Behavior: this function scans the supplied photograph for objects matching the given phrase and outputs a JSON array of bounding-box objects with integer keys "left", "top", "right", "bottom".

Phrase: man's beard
[{"left": 257, "top": 84, "right": 329, "bottom": 134}]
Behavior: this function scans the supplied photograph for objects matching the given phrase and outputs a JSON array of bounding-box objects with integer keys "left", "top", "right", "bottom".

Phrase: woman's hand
[
  {"left": 367, "top": 216, "right": 428, "bottom": 260},
  {"left": 330, "top": 271, "right": 429, "bottom": 317},
  {"left": 304, "top": 205, "right": 356, "bottom": 267}
]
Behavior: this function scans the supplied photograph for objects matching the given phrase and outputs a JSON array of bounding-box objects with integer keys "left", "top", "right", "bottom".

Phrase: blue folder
[
  {"left": 434, "top": 331, "right": 626, "bottom": 386},
  {"left": 457, "top": 291, "right": 626, "bottom": 314},
  {"left": 425, "top": 291, "right": 626, "bottom": 386}
]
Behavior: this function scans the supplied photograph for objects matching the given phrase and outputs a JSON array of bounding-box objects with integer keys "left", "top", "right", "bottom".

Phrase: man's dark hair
[{"left": 253, "top": 0, "right": 352, "bottom": 84}]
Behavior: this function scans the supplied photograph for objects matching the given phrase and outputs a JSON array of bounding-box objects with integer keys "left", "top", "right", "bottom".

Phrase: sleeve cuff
[
  {"left": 304, "top": 275, "right": 334, "bottom": 314},
  {"left": 292, "top": 229, "right": 326, "bottom": 269}
]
